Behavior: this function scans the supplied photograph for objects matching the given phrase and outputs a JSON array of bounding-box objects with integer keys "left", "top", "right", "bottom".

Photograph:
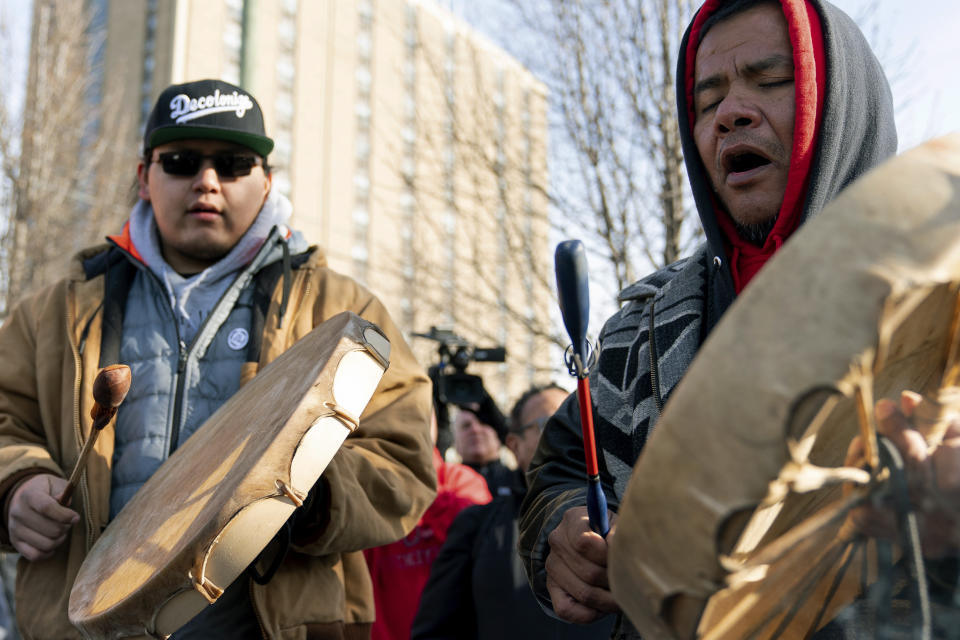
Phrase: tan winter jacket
[{"left": 0, "top": 243, "right": 436, "bottom": 639}]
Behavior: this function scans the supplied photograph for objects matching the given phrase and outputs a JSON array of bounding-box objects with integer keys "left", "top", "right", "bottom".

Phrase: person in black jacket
[
  {"left": 413, "top": 385, "right": 615, "bottom": 639},
  {"left": 454, "top": 391, "right": 515, "bottom": 497}
]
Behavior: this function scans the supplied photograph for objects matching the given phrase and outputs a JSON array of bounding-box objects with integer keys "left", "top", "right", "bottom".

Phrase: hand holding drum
[{"left": 58, "top": 364, "right": 132, "bottom": 506}]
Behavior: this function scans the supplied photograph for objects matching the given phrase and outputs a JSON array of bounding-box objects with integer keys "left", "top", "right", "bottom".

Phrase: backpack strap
[
  {"left": 80, "top": 248, "right": 136, "bottom": 367},
  {"left": 246, "top": 249, "right": 314, "bottom": 363},
  {"left": 99, "top": 251, "right": 137, "bottom": 368}
]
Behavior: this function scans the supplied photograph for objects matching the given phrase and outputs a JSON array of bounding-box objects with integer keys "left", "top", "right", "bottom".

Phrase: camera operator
[
  {"left": 414, "top": 327, "right": 513, "bottom": 496},
  {"left": 453, "top": 392, "right": 516, "bottom": 498}
]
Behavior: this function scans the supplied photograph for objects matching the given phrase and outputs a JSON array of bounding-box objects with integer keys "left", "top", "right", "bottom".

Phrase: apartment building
[{"left": 49, "top": 0, "right": 554, "bottom": 404}]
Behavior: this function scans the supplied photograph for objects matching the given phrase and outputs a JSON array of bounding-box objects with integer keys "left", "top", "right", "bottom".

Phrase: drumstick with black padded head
[
  {"left": 555, "top": 239, "right": 610, "bottom": 537},
  {"left": 58, "top": 365, "right": 131, "bottom": 506}
]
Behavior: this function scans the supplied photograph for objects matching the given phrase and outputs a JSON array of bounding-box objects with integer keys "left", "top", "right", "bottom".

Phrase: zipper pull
[{"left": 178, "top": 341, "right": 188, "bottom": 373}]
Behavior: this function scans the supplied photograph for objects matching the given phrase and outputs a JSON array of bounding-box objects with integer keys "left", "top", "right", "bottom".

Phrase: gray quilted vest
[{"left": 108, "top": 231, "right": 303, "bottom": 519}]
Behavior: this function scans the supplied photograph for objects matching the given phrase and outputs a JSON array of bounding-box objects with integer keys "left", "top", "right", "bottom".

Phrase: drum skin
[
  {"left": 68, "top": 311, "right": 390, "bottom": 639},
  {"left": 608, "top": 134, "right": 960, "bottom": 639}
]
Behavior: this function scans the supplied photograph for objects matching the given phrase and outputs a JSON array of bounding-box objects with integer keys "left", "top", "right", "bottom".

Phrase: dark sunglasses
[{"left": 153, "top": 150, "right": 261, "bottom": 178}]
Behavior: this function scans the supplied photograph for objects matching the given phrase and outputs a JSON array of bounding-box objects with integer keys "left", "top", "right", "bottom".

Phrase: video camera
[
  {"left": 413, "top": 327, "right": 507, "bottom": 407},
  {"left": 414, "top": 327, "right": 507, "bottom": 447},
  {"left": 414, "top": 327, "right": 507, "bottom": 406}
]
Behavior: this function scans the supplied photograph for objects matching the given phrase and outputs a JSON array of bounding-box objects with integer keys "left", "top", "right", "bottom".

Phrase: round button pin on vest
[{"left": 227, "top": 328, "right": 249, "bottom": 351}]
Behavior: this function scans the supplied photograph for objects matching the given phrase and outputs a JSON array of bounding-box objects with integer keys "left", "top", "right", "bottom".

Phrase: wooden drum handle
[{"left": 58, "top": 365, "right": 131, "bottom": 506}]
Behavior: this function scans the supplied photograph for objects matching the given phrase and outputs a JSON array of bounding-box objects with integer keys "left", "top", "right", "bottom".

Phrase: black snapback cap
[{"left": 143, "top": 79, "right": 274, "bottom": 157}]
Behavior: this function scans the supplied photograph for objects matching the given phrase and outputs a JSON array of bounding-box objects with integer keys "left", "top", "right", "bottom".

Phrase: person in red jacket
[{"left": 364, "top": 411, "right": 491, "bottom": 640}]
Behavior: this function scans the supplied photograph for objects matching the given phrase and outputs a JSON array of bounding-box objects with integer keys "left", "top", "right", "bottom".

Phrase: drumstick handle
[
  {"left": 58, "top": 410, "right": 114, "bottom": 506},
  {"left": 587, "top": 475, "right": 610, "bottom": 537},
  {"left": 59, "top": 407, "right": 118, "bottom": 506},
  {"left": 577, "top": 378, "right": 600, "bottom": 476},
  {"left": 58, "top": 365, "right": 131, "bottom": 506},
  {"left": 577, "top": 378, "right": 609, "bottom": 536}
]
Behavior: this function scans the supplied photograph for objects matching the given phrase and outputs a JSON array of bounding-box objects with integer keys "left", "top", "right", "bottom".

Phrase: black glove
[{"left": 460, "top": 389, "right": 507, "bottom": 443}]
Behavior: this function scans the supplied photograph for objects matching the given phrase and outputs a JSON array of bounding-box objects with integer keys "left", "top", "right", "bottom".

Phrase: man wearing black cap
[{"left": 0, "top": 79, "right": 435, "bottom": 638}]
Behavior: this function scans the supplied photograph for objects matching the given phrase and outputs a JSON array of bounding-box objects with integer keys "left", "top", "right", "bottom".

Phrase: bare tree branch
[
  {"left": 0, "top": 0, "right": 134, "bottom": 318},
  {"left": 483, "top": 0, "right": 701, "bottom": 299}
]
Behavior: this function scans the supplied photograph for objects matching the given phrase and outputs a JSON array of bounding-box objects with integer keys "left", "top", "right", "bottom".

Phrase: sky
[
  {"left": 826, "top": 0, "right": 960, "bottom": 151},
  {"left": 0, "top": 0, "right": 29, "bottom": 121}
]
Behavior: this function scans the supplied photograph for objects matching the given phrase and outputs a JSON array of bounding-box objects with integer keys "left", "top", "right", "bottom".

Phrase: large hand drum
[
  {"left": 69, "top": 311, "right": 391, "bottom": 639},
  {"left": 609, "top": 134, "right": 960, "bottom": 639}
]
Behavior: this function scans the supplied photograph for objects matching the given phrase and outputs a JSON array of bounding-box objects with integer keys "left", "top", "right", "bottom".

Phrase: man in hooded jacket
[
  {"left": 518, "top": 0, "right": 900, "bottom": 637},
  {"left": 0, "top": 79, "right": 436, "bottom": 639}
]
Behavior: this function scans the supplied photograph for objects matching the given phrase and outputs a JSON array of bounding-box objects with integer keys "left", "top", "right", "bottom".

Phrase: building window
[
  {"left": 222, "top": 0, "right": 244, "bottom": 84},
  {"left": 357, "top": 32, "right": 372, "bottom": 62},
  {"left": 276, "top": 96, "right": 294, "bottom": 127},
  {"left": 273, "top": 0, "right": 298, "bottom": 198},
  {"left": 355, "top": 132, "right": 371, "bottom": 162},
  {"left": 354, "top": 173, "right": 370, "bottom": 200},
  {"left": 355, "top": 67, "right": 372, "bottom": 94},
  {"left": 279, "top": 18, "right": 296, "bottom": 44},
  {"left": 139, "top": 0, "right": 158, "bottom": 131},
  {"left": 353, "top": 0, "right": 375, "bottom": 283},
  {"left": 353, "top": 205, "right": 370, "bottom": 227}
]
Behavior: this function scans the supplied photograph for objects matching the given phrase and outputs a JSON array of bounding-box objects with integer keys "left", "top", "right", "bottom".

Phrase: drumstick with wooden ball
[
  {"left": 58, "top": 364, "right": 131, "bottom": 506},
  {"left": 555, "top": 239, "right": 610, "bottom": 537}
]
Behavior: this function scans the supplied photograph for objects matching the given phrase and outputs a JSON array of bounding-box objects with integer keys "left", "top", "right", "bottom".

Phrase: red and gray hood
[{"left": 677, "top": 0, "right": 897, "bottom": 312}]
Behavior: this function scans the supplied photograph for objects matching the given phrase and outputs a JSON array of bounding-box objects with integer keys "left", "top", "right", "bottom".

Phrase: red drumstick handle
[
  {"left": 577, "top": 377, "right": 600, "bottom": 477},
  {"left": 576, "top": 375, "right": 610, "bottom": 537}
]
